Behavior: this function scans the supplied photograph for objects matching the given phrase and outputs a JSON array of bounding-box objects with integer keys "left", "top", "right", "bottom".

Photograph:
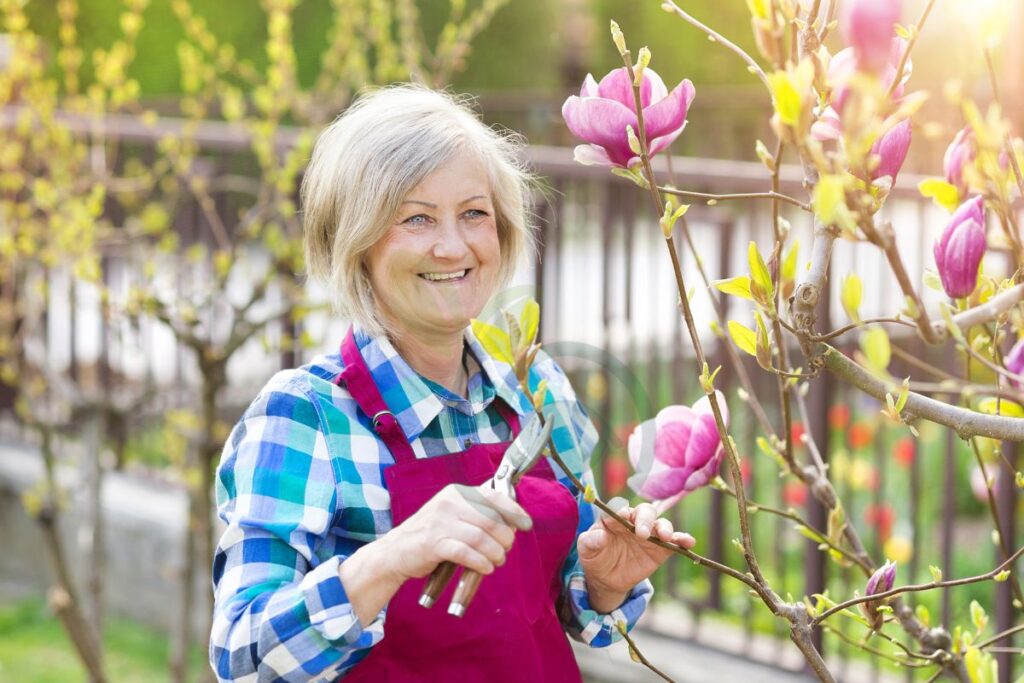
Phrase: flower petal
[
  {"left": 654, "top": 418, "right": 695, "bottom": 468},
  {"left": 648, "top": 123, "right": 686, "bottom": 157},
  {"left": 641, "top": 68, "right": 668, "bottom": 108},
  {"left": 597, "top": 67, "right": 638, "bottom": 108},
  {"left": 683, "top": 413, "right": 722, "bottom": 471},
  {"left": 811, "top": 108, "right": 842, "bottom": 141},
  {"left": 561, "top": 94, "right": 638, "bottom": 167},
  {"left": 572, "top": 144, "right": 615, "bottom": 167},
  {"left": 871, "top": 118, "right": 911, "bottom": 183},
  {"left": 681, "top": 448, "right": 722, "bottom": 492},
  {"left": 634, "top": 467, "right": 688, "bottom": 500},
  {"left": 939, "top": 218, "right": 986, "bottom": 298},
  {"left": 642, "top": 79, "right": 695, "bottom": 140},
  {"left": 580, "top": 73, "right": 599, "bottom": 98}
]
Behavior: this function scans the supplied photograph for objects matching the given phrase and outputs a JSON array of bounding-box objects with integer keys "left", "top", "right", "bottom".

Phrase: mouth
[{"left": 418, "top": 268, "right": 471, "bottom": 283}]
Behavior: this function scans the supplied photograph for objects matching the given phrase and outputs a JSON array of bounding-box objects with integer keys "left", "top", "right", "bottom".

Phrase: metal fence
[{"left": 1, "top": 109, "right": 1019, "bottom": 681}]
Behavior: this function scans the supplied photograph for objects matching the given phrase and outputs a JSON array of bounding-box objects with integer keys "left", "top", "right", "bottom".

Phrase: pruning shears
[{"left": 418, "top": 417, "right": 553, "bottom": 617}]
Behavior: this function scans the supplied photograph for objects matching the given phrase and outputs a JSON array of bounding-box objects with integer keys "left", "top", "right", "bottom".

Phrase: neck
[{"left": 388, "top": 325, "right": 467, "bottom": 398}]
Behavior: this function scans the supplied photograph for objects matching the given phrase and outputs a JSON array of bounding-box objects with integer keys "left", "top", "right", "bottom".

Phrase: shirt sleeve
[
  {"left": 527, "top": 353, "right": 653, "bottom": 649},
  {"left": 209, "top": 376, "right": 385, "bottom": 682}
]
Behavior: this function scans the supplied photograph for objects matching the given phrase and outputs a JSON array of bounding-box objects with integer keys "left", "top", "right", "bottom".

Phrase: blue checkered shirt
[{"left": 209, "top": 325, "right": 652, "bottom": 682}]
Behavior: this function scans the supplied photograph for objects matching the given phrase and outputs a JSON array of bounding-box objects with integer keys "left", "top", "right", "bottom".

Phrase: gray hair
[{"left": 301, "top": 84, "right": 536, "bottom": 339}]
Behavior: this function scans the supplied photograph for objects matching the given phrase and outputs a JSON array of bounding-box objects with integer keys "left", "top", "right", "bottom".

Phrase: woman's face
[{"left": 366, "top": 149, "right": 501, "bottom": 340}]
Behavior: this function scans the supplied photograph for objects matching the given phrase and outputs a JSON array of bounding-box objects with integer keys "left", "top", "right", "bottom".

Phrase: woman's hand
[
  {"left": 340, "top": 483, "right": 532, "bottom": 626},
  {"left": 577, "top": 503, "right": 695, "bottom": 614},
  {"left": 387, "top": 483, "right": 533, "bottom": 579}
]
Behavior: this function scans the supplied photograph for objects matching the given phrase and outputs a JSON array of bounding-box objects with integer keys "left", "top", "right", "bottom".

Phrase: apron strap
[
  {"left": 338, "top": 328, "right": 419, "bottom": 464},
  {"left": 337, "top": 326, "right": 526, "bottom": 463}
]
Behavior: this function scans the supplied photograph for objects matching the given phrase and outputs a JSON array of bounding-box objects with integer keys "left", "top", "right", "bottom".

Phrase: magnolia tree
[
  {"left": 492, "top": 0, "right": 1024, "bottom": 681},
  {"left": 0, "top": 1, "right": 506, "bottom": 681}
]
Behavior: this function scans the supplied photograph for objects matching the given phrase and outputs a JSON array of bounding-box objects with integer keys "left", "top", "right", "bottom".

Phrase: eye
[
  {"left": 401, "top": 213, "right": 432, "bottom": 226},
  {"left": 463, "top": 208, "right": 490, "bottom": 219}
]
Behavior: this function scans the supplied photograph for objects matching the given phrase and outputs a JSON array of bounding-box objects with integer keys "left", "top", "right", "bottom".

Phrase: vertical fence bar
[{"left": 995, "top": 441, "right": 1018, "bottom": 683}]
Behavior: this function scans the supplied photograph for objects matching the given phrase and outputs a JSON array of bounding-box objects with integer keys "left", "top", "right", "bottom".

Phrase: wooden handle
[
  {"left": 447, "top": 570, "right": 483, "bottom": 618},
  {"left": 419, "top": 561, "right": 457, "bottom": 608}
]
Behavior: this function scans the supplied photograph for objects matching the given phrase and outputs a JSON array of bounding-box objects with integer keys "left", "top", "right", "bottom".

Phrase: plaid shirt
[{"left": 209, "top": 326, "right": 652, "bottom": 682}]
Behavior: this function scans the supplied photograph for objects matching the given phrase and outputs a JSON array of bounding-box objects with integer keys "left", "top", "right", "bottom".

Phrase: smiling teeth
[{"left": 421, "top": 270, "right": 466, "bottom": 281}]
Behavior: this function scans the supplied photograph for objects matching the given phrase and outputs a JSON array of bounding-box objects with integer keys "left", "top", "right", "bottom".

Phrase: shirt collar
[{"left": 351, "top": 324, "right": 531, "bottom": 443}]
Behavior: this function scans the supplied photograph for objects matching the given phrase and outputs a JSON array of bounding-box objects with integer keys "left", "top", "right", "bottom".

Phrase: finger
[
  {"left": 672, "top": 531, "right": 696, "bottom": 549},
  {"left": 633, "top": 503, "right": 658, "bottom": 539},
  {"left": 435, "top": 538, "right": 495, "bottom": 575},
  {"left": 653, "top": 517, "right": 674, "bottom": 541},
  {"left": 454, "top": 498, "right": 517, "bottom": 550},
  {"left": 471, "top": 486, "right": 533, "bottom": 531},
  {"left": 453, "top": 520, "right": 509, "bottom": 567},
  {"left": 576, "top": 528, "right": 609, "bottom": 560}
]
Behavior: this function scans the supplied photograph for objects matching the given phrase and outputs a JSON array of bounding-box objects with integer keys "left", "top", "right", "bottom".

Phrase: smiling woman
[{"left": 209, "top": 86, "right": 695, "bottom": 683}]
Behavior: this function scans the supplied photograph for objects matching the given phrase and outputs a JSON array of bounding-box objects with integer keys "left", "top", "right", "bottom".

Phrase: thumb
[{"left": 577, "top": 527, "right": 610, "bottom": 561}]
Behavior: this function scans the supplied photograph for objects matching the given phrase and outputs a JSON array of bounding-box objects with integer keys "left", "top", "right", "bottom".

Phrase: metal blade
[{"left": 498, "top": 417, "right": 552, "bottom": 484}]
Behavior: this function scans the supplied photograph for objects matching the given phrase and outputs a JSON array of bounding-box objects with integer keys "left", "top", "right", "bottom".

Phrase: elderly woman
[{"left": 209, "top": 86, "right": 695, "bottom": 682}]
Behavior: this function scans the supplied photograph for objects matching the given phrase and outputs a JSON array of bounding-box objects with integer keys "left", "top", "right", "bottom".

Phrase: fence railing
[{"left": 1, "top": 109, "right": 1019, "bottom": 681}]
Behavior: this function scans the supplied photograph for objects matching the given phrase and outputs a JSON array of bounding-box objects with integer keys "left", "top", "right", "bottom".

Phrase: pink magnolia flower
[
  {"left": 822, "top": 38, "right": 911, "bottom": 119},
  {"left": 871, "top": 118, "right": 912, "bottom": 183},
  {"left": 840, "top": 0, "right": 902, "bottom": 74},
  {"left": 1005, "top": 338, "right": 1024, "bottom": 389},
  {"left": 944, "top": 127, "right": 977, "bottom": 199},
  {"left": 627, "top": 392, "right": 728, "bottom": 510},
  {"left": 866, "top": 559, "right": 898, "bottom": 596},
  {"left": 561, "top": 67, "right": 696, "bottom": 168},
  {"left": 862, "top": 559, "right": 897, "bottom": 630},
  {"left": 933, "top": 196, "right": 986, "bottom": 299}
]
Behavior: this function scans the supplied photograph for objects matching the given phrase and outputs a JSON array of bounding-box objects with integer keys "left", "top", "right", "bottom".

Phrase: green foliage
[{"left": 0, "top": 598, "right": 206, "bottom": 682}]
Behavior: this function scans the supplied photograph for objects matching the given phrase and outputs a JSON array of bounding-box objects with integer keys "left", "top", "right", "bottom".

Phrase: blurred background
[{"left": 0, "top": 0, "right": 1021, "bottom": 681}]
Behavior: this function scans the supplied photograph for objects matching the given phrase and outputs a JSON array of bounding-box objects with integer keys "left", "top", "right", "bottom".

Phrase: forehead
[{"left": 404, "top": 148, "right": 492, "bottom": 200}]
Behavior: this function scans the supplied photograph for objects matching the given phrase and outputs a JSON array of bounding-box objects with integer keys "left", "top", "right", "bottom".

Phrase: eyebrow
[{"left": 401, "top": 195, "right": 490, "bottom": 208}]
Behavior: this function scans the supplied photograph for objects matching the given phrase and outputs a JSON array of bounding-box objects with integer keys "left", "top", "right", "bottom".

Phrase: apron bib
[{"left": 336, "top": 329, "right": 582, "bottom": 682}]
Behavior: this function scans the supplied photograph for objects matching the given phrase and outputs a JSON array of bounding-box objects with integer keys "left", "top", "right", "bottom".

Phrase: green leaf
[
  {"left": 781, "top": 240, "right": 799, "bottom": 282},
  {"left": 519, "top": 299, "right": 540, "bottom": 348},
  {"left": 970, "top": 600, "right": 988, "bottom": 633},
  {"left": 768, "top": 70, "right": 801, "bottom": 127},
  {"left": 919, "top": 178, "right": 961, "bottom": 213},
  {"left": 977, "top": 397, "right": 1024, "bottom": 418},
  {"left": 929, "top": 565, "right": 943, "bottom": 583},
  {"left": 470, "top": 319, "right": 514, "bottom": 364},
  {"left": 712, "top": 275, "right": 754, "bottom": 300},
  {"left": 754, "top": 310, "right": 771, "bottom": 370},
  {"left": 813, "top": 175, "right": 850, "bottom": 229},
  {"left": 861, "top": 328, "right": 891, "bottom": 372},
  {"left": 728, "top": 320, "right": 758, "bottom": 356},
  {"left": 841, "top": 273, "right": 862, "bottom": 323},
  {"left": 994, "top": 570, "right": 1011, "bottom": 582},
  {"left": 748, "top": 241, "right": 774, "bottom": 303},
  {"left": 964, "top": 646, "right": 998, "bottom": 683}
]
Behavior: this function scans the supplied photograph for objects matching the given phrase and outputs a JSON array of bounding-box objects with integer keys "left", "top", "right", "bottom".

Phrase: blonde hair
[{"left": 301, "top": 85, "right": 536, "bottom": 338}]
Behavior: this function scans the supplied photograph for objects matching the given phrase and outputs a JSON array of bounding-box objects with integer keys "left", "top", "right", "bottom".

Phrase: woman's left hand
[{"left": 577, "top": 503, "right": 695, "bottom": 613}]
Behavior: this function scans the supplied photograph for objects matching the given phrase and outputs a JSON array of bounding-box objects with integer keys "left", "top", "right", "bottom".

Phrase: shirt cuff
[
  {"left": 563, "top": 572, "right": 653, "bottom": 648},
  {"left": 299, "top": 555, "right": 387, "bottom": 647}
]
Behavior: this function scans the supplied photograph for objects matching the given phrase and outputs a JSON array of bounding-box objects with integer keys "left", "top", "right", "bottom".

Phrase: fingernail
[{"left": 638, "top": 524, "right": 650, "bottom": 536}]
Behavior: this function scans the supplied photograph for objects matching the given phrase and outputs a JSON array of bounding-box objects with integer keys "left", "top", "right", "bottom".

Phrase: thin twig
[
  {"left": 886, "top": 0, "right": 938, "bottom": 98},
  {"left": 659, "top": 0, "right": 769, "bottom": 90},
  {"left": 656, "top": 185, "right": 810, "bottom": 211},
  {"left": 812, "top": 545, "right": 1024, "bottom": 626}
]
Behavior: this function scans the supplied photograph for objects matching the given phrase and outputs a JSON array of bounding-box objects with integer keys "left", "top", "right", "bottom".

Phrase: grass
[{"left": 0, "top": 598, "right": 206, "bottom": 683}]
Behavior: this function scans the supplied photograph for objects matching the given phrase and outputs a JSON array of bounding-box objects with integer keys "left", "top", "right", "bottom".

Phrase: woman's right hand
[
  {"left": 339, "top": 483, "right": 532, "bottom": 626},
  {"left": 385, "top": 483, "right": 533, "bottom": 580}
]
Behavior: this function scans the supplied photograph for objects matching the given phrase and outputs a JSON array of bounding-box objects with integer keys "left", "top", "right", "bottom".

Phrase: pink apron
[{"left": 337, "top": 329, "right": 583, "bottom": 682}]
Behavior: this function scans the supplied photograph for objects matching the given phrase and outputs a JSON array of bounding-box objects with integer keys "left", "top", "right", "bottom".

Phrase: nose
[{"left": 431, "top": 215, "right": 470, "bottom": 261}]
